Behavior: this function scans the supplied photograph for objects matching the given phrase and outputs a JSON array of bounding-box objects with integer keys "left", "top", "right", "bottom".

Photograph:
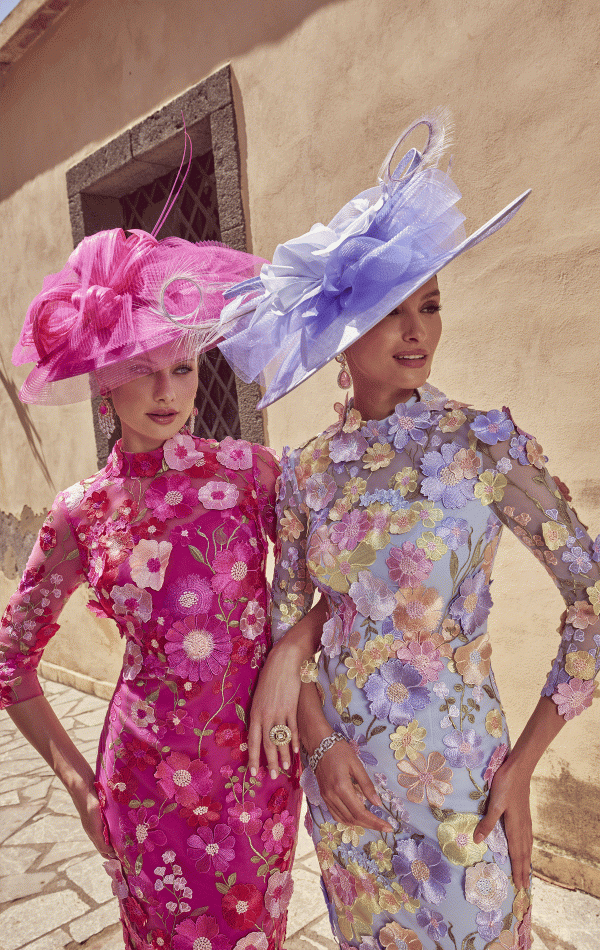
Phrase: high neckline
[
  {"left": 106, "top": 439, "right": 166, "bottom": 478},
  {"left": 341, "top": 383, "right": 448, "bottom": 429}
]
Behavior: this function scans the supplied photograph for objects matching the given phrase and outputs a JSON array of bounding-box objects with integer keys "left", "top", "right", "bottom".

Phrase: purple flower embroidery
[
  {"left": 420, "top": 442, "right": 477, "bottom": 509},
  {"left": 389, "top": 404, "right": 432, "bottom": 450},
  {"left": 392, "top": 838, "right": 451, "bottom": 904},
  {"left": 329, "top": 429, "right": 369, "bottom": 463},
  {"left": 330, "top": 509, "right": 370, "bottom": 551},
  {"left": 436, "top": 517, "right": 470, "bottom": 550},
  {"left": 561, "top": 546, "right": 592, "bottom": 575},
  {"left": 449, "top": 571, "right": 493, "bottom": 636},
  {"left": 349, "top": 571, "right": 396, "bottom": 621},
  {"left": 416, "top": 907, "right": 448, "bottom": 940},
  {"left": 337, "top": 721, "right": 378, "bottom": 768},
  {"left": 470, "top": 410, "right": 514, "bottom": 445},
  {"left": 442, "top": 729, "right": 484, "bottom": 768},
  {"left": 187, "top": 823, "right": 235, "bottom": 873},
  {"left": 363, "top": 659, "right": 430, "bottom": 725},
  {"left": 509, "top": 433, "right": 529, "bottom": 465},
  {"left": 592, "top": 535, "right": 600, "bottom": 562},
  {"left": 386, "top": 541, "right": 433, "bottom": 588},
  {"left": 476, "top": 909, "right": 504, "bottom": 941}
]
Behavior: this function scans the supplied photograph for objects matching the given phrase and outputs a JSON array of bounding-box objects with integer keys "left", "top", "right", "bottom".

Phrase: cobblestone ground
[{"left": 0, "top": 678, "right": 599, "bottom": 949}]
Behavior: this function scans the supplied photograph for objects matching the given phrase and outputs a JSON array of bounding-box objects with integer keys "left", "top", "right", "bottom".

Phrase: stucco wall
[{"left": 0, "top": 0, "right": 598, "bottom": 893}]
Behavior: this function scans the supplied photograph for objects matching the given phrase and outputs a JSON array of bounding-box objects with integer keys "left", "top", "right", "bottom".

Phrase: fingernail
[
  {"left": 375, "top": 795, "right": 383, "bottom": 805},
  {"left": 270, "top": 769, "right": 278, "bottom": 780},
  {"left": 293, "top": 745, "right": 299, "bottom": 754},
  {"left": 282, "top": 761, "right": 290, "bottom": 771},
  {"left": 250, "top": 767, "right": 257, "bottom": 777}
]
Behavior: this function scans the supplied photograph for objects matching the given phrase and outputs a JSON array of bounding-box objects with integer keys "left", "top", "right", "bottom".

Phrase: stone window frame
[{"left": 65, "top": 65, "right": 264, "bottom": 467}]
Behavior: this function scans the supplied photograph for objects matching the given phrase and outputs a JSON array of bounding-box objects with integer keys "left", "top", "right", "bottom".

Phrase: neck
[{"left": 352, "top": 384, "right": 416, "bottom": 421}]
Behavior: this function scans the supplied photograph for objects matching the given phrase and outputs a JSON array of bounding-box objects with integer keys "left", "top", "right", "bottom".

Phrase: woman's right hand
[
  {"left": 312, "top": 738, "right": 394, "bottom": 834},
  {"left": 72, "top": 783, "right": 117, "bottom": 859}
]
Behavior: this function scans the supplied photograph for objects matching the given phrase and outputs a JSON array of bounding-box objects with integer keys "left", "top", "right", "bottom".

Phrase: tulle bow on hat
[
  {"left": 14, "top": 229, "right": 265, "bottom": 405},
  {"left": 218, "top": 111, "right": 530, "bottom": 408}
]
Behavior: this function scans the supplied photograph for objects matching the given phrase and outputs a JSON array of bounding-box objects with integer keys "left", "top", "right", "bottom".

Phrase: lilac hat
[
  {"left": 218, "top": 111, "right": 530, "bottom": 408},
  {"left": 13, "top": 229, "right": 265, "bottom": 405}
]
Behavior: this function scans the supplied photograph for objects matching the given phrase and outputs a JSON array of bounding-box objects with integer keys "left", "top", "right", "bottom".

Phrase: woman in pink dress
[{"left": 0, "top": 228, "right": 321, "bottom": 949}]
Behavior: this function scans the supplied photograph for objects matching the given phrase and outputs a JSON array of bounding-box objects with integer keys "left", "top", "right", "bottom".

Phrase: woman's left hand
[{"left": 473, "top": 753, "right": 533, "bottom": 892}]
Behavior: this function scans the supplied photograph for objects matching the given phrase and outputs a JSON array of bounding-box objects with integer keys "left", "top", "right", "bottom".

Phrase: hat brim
[{"left": 256, "top": 189, "right": 531, "bottom": 409}]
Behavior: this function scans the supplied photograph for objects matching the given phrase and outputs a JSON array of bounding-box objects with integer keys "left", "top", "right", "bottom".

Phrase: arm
[
  {"left": 297, "top": 681, "right": 393, "bottom": 834},
  {"left": 7, "top": 696, "right": 115, "bottom": 857},
  {"left": 471, "top": 416, "right": 599, "bottom": 889},
  {"left": 0, "top": 494, "right": 113, "bottom": 856},
  {"left": 248, "top": 445, "right": 321, "bottom": 776}
]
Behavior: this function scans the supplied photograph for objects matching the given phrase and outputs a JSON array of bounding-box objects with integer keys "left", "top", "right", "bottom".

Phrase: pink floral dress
[{"left": 0, "top": 433, "right": 301, "bottom": 950}]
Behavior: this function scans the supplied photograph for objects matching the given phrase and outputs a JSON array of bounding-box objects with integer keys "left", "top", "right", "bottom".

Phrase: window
[{"left": 66, "top": 66, "right": 264, "bottom": 467}]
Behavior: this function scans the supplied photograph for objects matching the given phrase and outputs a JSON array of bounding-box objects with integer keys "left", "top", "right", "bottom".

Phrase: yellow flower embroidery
[
  {"left": 363, "top": 442, "right": 395, "bottom": 471},
  {"left": 368, "top": 838, "right": 393, "bottom": 871},
  {"left": 342, "top": 476, "right": 368, "bottom": 502},
  {"left": 390, "top": 720, "right": 427, "bottom": 761},
  {"left": 485, "top": 708, "right": 504, "bottom": 738},
  {"left": 330, "top": 674, "right": 352, "bottom": 714},
  {"left": 454, "top": 633, "right": 493, "bottom": 687},
  {"left": 279, "top": 507, "right": 304, "bottom": 542},
  {"left": 379, "top": 923, "right": 423, "bottom": 950},
  {"left": 344, "top": 647, "right": 377, "bottom": 688},
  {"left": 337, "top": 821, "right": 365, "bottom": 846},
  {"left": 328, "top": 495, "right": 353, "bottom": 522},
  {"left": 409, "top": 500, "right": 444, "bottom": 529},
  {"left": 416, "top": 531, "right": 448, "bottom": 561},
  {"left": 587, "top": 581, "right": 600, "bottom": 616},
  {"left": 474, "top": 471, "right": 507, "bottom": 506},
  {"left": 439, "top": 408, "right": 467, "bottom": 432},
  {"left": 363, "top": 634, "right": 394, "bottom": 668},
  {"left": 389, "top": 506, "right": 420, "bottom": 535},
  {"left": 512, "top": 888, "right": 531, "bottom": 922},
  {"left": 565, "top": 650, "right": 596, "bottom": 680},
  {"left": 541, "top": 520, "right": 570, "bottom": 551},
  {"left": 437, "top": 812, "right": 488, "bottom": 866},
  {"left": 390, "top": 466, "right": 419, "bottom": 495}
]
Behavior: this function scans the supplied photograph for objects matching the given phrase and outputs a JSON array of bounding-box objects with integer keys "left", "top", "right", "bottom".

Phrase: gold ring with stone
[{"left": 269, "top": 724, "right": 292, "bottom": 746}]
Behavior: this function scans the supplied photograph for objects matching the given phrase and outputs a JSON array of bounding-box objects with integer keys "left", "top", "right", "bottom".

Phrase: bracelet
[{"left": 308, "top": 731, "right": 346, "bottom": 773}]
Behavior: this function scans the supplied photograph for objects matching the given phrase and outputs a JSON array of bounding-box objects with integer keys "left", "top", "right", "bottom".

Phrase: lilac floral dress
[
  {"left": 0, "top": 433, "right": 301, "bottom": 950},
  {"left": 272, "top": 384, "right": 600, "bottom": 950}
]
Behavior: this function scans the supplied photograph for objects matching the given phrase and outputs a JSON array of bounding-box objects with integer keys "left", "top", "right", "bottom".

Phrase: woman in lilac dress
[
  {"left": 218, "top": 114, "right": 600, "bottom": 948},
  {"left": 0, "top": 229, "right": 323, "bottom": 949}
]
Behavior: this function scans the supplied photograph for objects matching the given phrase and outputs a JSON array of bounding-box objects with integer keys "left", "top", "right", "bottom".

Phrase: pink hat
[{"left": 13, "top": 228, "right": 265, "bottom": 405}]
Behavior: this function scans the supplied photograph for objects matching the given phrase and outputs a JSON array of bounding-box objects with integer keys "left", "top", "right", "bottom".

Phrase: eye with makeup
[{"left": 173, "top": 362, "right": 195, "bottom": 375}]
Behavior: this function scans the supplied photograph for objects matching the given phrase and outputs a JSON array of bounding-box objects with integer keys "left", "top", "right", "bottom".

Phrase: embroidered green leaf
[
  {"left": 449, "top": 550, "right": 459, "bottom": 580},
  {"left": 188, "top": 545, "right": 205, "bottom": 563},
  {"left": 235, "top": 703, "right": 247, "bottom": 724}
]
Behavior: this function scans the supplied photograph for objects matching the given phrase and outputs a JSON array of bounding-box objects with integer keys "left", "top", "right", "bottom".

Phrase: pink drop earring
[
  {"left": 335, "top": 353, "right": 352, "bottom": 390},
  {"left": 98, "top": 396, "right": 116, "bottom": 437}
]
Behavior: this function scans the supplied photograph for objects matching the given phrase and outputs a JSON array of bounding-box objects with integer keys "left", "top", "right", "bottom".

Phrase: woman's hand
[
  {"left": 313, "top": 739, "right": 394, "bottom": 835},
  {"left": 248, "top": 637, "right": 303, "bottom": 778},
  {"left": 474, "top": 753, "right": 533, "bottom": 891},
  {"left": 249, "top": 600, "right": 328, "bottom": 779},
  {"left": 72, "top": 783, "right": 117, "bottom": 859}
]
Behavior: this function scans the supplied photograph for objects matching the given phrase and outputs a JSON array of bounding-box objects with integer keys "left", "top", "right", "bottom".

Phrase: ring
[{"left": 269, "top": 724, "right": 292, "bottom": 746}]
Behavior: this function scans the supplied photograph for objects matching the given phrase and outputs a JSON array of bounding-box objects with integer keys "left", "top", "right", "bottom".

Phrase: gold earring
[
  {"left": 335, "top": 353, "right": 352, "bottom": 390},
  {"left": 98, "top": 396, "right": 115, "bottom": 437}
]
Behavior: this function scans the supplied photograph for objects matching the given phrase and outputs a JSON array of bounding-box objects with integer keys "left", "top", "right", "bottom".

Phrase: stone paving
[{"left": 0, "top": 678, "right": 599, "bottom": 949}]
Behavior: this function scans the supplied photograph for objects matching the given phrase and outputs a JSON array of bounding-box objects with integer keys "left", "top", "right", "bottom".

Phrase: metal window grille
[{"left": 119, "top": 151, "right": 241, "bottom": 442}]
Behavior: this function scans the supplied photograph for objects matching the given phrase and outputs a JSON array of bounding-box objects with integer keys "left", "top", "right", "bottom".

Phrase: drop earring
[
  {"left": 335, "top": 353, "right": 352, "bottom": 390},
  {"left": 185, "top": 406, "right": 199, "bottom": 435},
  {"left": 98, "top": 396, "right": 116, "bottom": 437}
]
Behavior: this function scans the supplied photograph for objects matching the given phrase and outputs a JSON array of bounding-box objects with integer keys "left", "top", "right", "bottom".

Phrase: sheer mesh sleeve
[
  {"left": 271, "top": 446, "right": 316, "bottom": 643},
  {"left": 252, "top": 444, "right": 281, "bottom": 544},
  {"left": 473, "top": 411, "right": 600, "bottom": 720},
  {"left": 0, "top": 493, "right": 85, "bottom": 708}
]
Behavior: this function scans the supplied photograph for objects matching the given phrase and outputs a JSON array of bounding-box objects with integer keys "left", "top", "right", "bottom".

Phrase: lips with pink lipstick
[
  {"left": 147, "top": 409, "right": 179, "bottom": 425},
  {"left": 393, "top": 350, "right": 428, "bottom": 367}
]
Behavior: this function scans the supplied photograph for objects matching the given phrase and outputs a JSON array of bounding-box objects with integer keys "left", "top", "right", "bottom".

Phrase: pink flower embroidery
[
  {"left": 165, "top": 614, "right": 232, "bottom": 682},
  {"left": 386, "top": 541, "right": 434, "bottom": 588},
  {"left": 552, "top": 678, "right": 595, "bottom": 720},
  {"left": 187, "top": 823, "right": 236, "bottom": 874},
  {"left": 129, "top": 539, "right": 172, "bottom": 591},
  {"left": 227, "top": 801, "right": 263, "bottom": 836},
  {"left": 163, "top": 433, "right": 206, "bottom": 471},
  {"left": 110, "top": 583, "right": 153, "bottom": 621},
  {"left": 174, "top": 913, "right": 230, "bottom": 950},
  {"left": 211, "top": 542, "right": 258, "bottom": 599},
  {"left": 483, "top": 743, "right": 509, "bottom": 785},
  {"left": 127, "top": 806, "right": 167, "bottom": 853},
  {"left": 240, "top": 600, "right": 266, "bottom": 640},
  {"left": 216, "top": 436, "right": 253, "bottom": 471},
  {"left": 198, "top": 480, "right": 240, "bottom": 510},
  {"left": 145, "top": 474, "right": 197, "bottom": 521},
  {"left": 154, "top": 752, "right": 212, "bottom": 807},
  {"left": 264, "top": 869, "right": 294, "bottom": 919},
  {"left": 233, "top": 935, "right": 268, "bottom": 950},
  {"left": 261, "top": 809, "right": 296, "bottom": 854},
  {"left": 329, "top": 509, "right": 370, "bottom": 551},
  {"left": 305, "top": 472, "right": 338, "bottom": 511}
]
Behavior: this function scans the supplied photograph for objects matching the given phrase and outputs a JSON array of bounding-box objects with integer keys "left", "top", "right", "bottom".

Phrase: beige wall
[{"left": 0, "top": 0, "right": 598, "bottom": 893}]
